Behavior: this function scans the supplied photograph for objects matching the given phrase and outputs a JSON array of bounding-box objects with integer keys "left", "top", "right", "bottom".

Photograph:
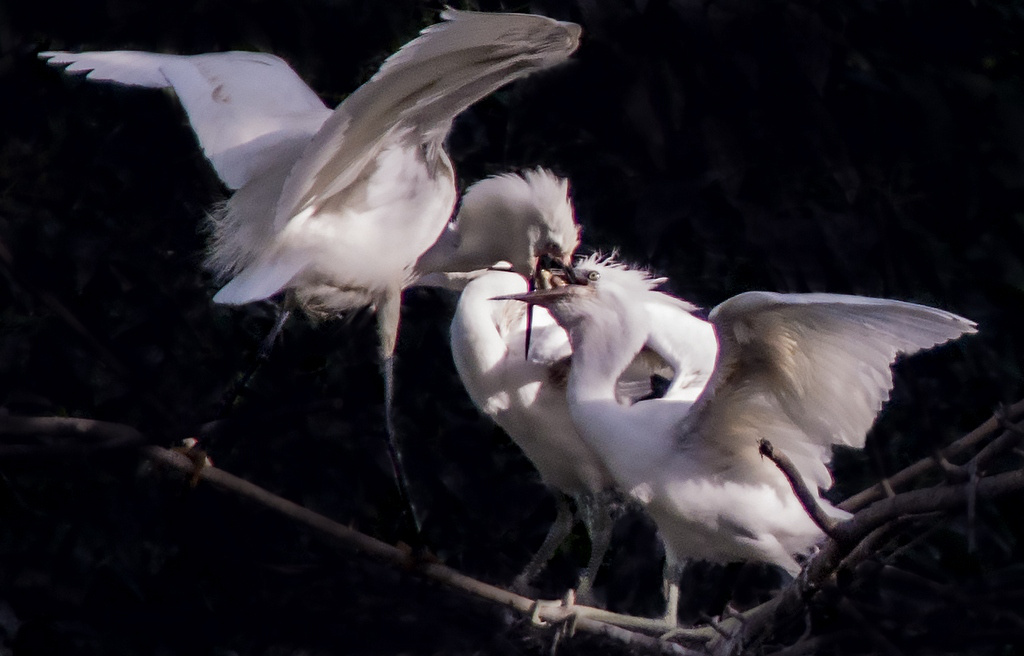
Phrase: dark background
[{"left": 1, "top": 0, "right": 1023, "bottom": 654}]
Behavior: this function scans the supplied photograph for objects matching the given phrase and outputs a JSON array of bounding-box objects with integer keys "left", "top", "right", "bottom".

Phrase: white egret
[
  {"left": 448, "top": 178, "right": 718, "bottom": 596},
  {"left": 504, "top": 255, "right": 976, "bottom": 622},
  {"left": 40, "top": 9, "right": 582, "bottom": 534},
  {"left": 454, "top": 267, "right": 613, "bottom": 597}
]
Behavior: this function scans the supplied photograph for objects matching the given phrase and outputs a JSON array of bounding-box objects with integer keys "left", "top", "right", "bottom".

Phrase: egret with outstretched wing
[
  {"left": 505, "top": 255, "right": 975, "bottom": 622},
  {"left": 41, "top": 9, "right": 582, "bottom": 535},
  {"left": 451, "top": 206, "right": 717, "bottom": 596}
]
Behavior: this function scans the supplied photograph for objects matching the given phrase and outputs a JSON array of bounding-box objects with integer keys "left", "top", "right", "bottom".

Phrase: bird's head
[
  {"left": 453, "top": 168, "right": 580, "bottom": 284},
  {"left": 519, "top": 168, "right": 580, "bottom": 285}
]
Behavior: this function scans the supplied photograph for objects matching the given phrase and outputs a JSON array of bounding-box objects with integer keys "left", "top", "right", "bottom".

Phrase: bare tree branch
[
  {"left": 832, "top": 468, "right": 1024, "bottom": 545},
  {"left": 7, "top": 404, "right": 1024, "bottom": 655},
  {"left": 703, "top": 408, "right": 1024, "bottom": 654},
  {"left": 0, "top": 413, "right": 690, "bottom": 653},
  {"left": 835, "top": 518, "right": 914, "bottom": 575},
  {"left": 0, "top": 413, "right": 701, "bottom": 652},
  {"left": 142, "top": 444, "right": 694, "bottom": 654},
  {"left": 0, "top": 415, "right": 145, "bottom": 456},
  {"left": 715, "top": 465, "right": 1024, "bottom": 652},
  {"left": 840, "top": 398, "right": 1024, "bottom": 512},
  {"left": 970, "top": 406, "right": 1024, "bottom": 471}
]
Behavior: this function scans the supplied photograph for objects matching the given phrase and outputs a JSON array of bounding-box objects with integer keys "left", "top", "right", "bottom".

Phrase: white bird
[
  {"left": 505, "top": 255, "right": 976, "bottom": 621},
  {"left": 453, "top": 267, "right": 613, "bottom": 596},
  {"left": 448, "top": 182, "right": 718, "bottom": 596},
  {"left": 40, "top": 9, "right": 580, "bottom": 339},
  {"left": 40, "top": 9, "right": 582, "bottom": 533}
]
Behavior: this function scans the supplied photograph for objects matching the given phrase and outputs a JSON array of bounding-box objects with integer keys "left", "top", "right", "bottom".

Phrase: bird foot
[
  {"left": 172, "top": 437, "right": 212, "bottom": 487},
  {"left": 529, "top": 589, "right": 579, "bottom": 635},
  {"left": 529, "top": 592, "right": 682, "bottom": 638}
]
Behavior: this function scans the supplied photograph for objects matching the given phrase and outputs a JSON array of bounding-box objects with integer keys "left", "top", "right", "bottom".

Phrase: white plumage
[
  {"left": 41, "top": 9, "right": 582, "bottom": 359},
  {"left": 453, "top": 238, "right": 717, "bottom": 594},
  {"left": 38, "top": 50, "right": 331, "bottom": 191},
  {"left": 509, "top": 257, "right": 975, "bottom": 617},
  {"left": 416, "top": 169, "right": 581, "bottom": 280},
  {"left": 42, "top": 9, "right": 582, "bottom": 537}
]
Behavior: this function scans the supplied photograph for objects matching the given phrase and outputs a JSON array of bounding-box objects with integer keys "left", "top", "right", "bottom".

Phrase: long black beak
[{"left": 524, "top": 274, "right": 536, "bottom": 359}]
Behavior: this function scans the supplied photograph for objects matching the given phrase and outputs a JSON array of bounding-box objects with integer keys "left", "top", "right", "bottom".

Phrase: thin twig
[
  {"left": 704, "top": 595, "right": 790, "bottom": 656},
  {"left": 832, "top": 468, "right": 1024, "bottom": 545},
  {"left": 881, "top": 516, "right": 950, "bottom": 565},
  {"left": 840, "top": 399, "right": 1024, "bottom": 512},
  {"left": 970, "top": 423, "right": 1024, "bottom": 472},
  {"left": 759, "top": 439, "right": 840, "bottom": 539}
]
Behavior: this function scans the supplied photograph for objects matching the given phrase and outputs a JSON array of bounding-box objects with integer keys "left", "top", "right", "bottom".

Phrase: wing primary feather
[
  {"left": 276, "top": 10, "right": 580, "bottom": 223},
  {"left": 690, "top": 292, "right": 976, "bottom": 460}
]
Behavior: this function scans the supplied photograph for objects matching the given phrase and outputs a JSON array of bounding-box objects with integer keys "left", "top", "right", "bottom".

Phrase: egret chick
[
  {"left": 507, "top": 255, "right": 976, "bottom": 623},
  {"left": 450, "top": 193, "right": 717, "bottom": 597}
]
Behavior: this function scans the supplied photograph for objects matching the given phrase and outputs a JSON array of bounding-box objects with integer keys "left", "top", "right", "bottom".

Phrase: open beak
[
  {"left": 525, "top": 254, "right": 578, "bottom": 357},
  {"left": 536, "top": 253, "right": 579, "bottom": 287},
  {"left": 497, "top": 255, "right": 575, "bottom": 359}
]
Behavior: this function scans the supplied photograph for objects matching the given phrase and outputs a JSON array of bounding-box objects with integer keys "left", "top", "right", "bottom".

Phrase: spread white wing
[
  {"left": 40, "top": 50, "right": 331, "bottom": 189},
  {"left": 275, "top": 8, "right": 581, "bottom": 225},
  {"left": 679, "top": 292, "right": 977, "bottom": 488}
]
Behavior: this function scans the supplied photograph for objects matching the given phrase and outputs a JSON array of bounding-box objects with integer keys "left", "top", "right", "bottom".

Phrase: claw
[
  {"left": 529, "top": 597, "right": 566, "bottom": 627},
  {"left": 558, "top": 590, "right": 580, "bottom": 640},
  {"left": 528, "top": 588, "right": 578, "bottom": 634},
  {"left": 172, "top": 437, "right": 212, "bottom": 487}
]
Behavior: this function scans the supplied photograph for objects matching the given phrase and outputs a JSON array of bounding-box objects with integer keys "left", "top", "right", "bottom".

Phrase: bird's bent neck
[
  {"left": 565, "top": 297, "right": 648, "bottom": 405},
  {"left": 413, "top": 225, "right": 462, "bottom": 275}
]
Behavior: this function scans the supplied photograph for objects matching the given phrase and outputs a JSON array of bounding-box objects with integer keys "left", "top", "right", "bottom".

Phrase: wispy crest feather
[
  {"left": 468, "top": 168, "right": 579, "bottom": 253},
  {"left": 521, "top": 168, "right": 580, "bottom": 251},
  {"left": 575, "top": 253, "right": 699, "bottom": 313}
]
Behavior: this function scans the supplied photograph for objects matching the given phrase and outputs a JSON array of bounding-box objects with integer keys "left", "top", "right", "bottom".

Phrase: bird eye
[{"left": 586, "top": 270, "right": 600, "bottom": 282}]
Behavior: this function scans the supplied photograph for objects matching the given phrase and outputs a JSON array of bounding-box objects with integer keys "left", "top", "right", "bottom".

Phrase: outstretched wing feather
[
  {"left": 679, "top": 292, "right": 976, "bottom": 487},
  {"left": 41, "top": 50, "right": 330, "bottom": 189},
  {"left": 275, "top": 9, "right": 580, "bottom": 223}
]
